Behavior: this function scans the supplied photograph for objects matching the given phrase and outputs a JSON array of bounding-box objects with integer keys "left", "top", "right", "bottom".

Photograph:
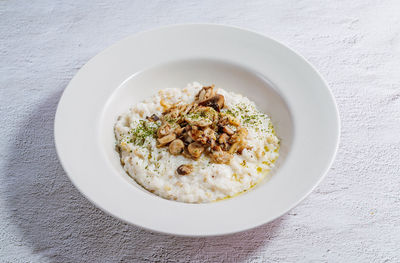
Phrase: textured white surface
[{"left": 1, "top": 0, "right": 399, "bottom": 262}]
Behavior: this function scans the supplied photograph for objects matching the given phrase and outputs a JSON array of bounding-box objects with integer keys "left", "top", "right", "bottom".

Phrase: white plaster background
[{"left": 1, "top": 0, "right": 399, "bottom": 262}]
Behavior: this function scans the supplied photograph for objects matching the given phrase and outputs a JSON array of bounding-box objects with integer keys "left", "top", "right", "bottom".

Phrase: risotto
[{"left": 114, "top": 82, "right": 279, "bottom": 203}]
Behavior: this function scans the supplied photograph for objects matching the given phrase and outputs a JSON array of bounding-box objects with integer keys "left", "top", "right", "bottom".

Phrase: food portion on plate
[{"left": 114, "top": 82, "right": 279, "bottom": 203}]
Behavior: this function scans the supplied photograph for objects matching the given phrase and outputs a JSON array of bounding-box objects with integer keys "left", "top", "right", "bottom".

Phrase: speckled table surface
[{"left": 1, "top": 1, "right": 400, "bottom": 262}]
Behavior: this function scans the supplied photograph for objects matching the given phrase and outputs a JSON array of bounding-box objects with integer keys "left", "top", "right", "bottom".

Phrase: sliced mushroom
[
  {"left": 210, "top": 146, "right": 233, "bottom": 164},
  {"left": 182, "top": 147, "right": 193, "bottom": 158},
  {"left": 218, "top": 133, "right": 229, "bottom": 144},
  {"left": 230, "top": 127, "right": 248, "bottom": 143},
  {"left": 168, "top": 139, "right": 185, "bottom": 155},
  {"left": 221, "top": 126, "right": 234, "bottom": 135},
  {"left": 185, "top": 106, "right": 217, "bottom": 127},
  {"left": 227, "top": 116, "right": 241, "bottom": 126},
  {"left": 229, "top": 141, "right": 242, "bottom": 154},
  {"left": 157, "top": 133, "right": 176, "bottom": 146},
  {"left": 174, "top": 126, "right": 185, "bottom": 136},
  {"left": 180, "top": 102, "right": 194, "bottom": 115},
  {"left": 188, "top": 126, "right": 200, "bottom": 142},
  {"left": 146, "top": 114, "right": 159, "bottom": 122},
  {"left": 187, "top": 142, "right": 205, "bottom": 159},
  {"left": 185, "top": 116, "right": 212, "bottom": 127},
  {"left": 202, "top": 127, "right": 216, "bottom": 145},
  {"left": 219, "top": 113, "right": 241, "bottom": 126},
  {"left": 164, "top": 106, "right": 185, "bottom": 123},
  {"left": 182, "top": 133, "right": 194, "bottom": 145},
  {"left": 208, "top": 139, "right": 216, "bottom": 148},
  {"left": 176, "top": 164, "right": 193, "bottom": 175},
  {"left": 195, "top": 86, "right": 215, "bottom": 102},
  {"left": 198, "top": 94, "right": 225, "bottom": 112},
  {"left": 219, "top": 143, "right": 229, "bottom": 151},
  {"left": 203, "top": 127, "right": 216, "bottom": 140},
  {"left": 157, "top": 123, "right": 176, "bottom": 137}
]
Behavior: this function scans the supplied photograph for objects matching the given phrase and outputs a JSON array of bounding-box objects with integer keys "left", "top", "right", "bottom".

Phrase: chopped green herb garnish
[{"left": 128, "top": 120, "right": 159, "bottom": 146}]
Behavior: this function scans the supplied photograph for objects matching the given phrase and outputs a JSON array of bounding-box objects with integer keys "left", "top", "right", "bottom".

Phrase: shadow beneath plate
[{"left": 3, "top": 89, "right": 285, "bottom": 262}]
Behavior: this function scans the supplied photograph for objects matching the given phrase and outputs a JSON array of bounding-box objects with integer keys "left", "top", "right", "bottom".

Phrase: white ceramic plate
[{"left": 55, "top": 24, "right": 340, "bottom": 236}]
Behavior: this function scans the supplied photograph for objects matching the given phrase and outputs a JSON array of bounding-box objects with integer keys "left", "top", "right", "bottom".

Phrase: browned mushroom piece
[
  {"left": 218, "top": 133, "right": 229, "bottom": 144},
  {"left": 202, "top": 127, "right": 217, "bottom": 145},
  {"left": 236, "top": 141, "right": 248, "bottom": 154},
  {"left": 195, "top": 86, "right": 215, "bottom": 102},
  {"left": 146, "top": 114, "right": 159, "bottom": 122},
  {"left": 185, "top": 106, "right": 217, "bottom": 127},
  {"left": 168, "top": 139, "right": 185, "bottom": 155},
  {"left": 189, "top": 127, "right": 215, "bottom": 145},
  {"left": 180, "top": 103, "right": 194, "bottom": 115},
  {"left": 181, "top": 147, "right": 193, "bottom": 158},
  {"left": 228, "top": 116, "right": 241, "bottom": 126},
  {"left": 210, "top": 146, "right": 233, "bottom": 164},
  {"left": 188, "top": 126, "right": 201, "bottom": 142},
  {"left": 230, "top": 127, "right": 248, "bottom": 143},
  {"left": 157, "top": 133, "right": 176, "bottom": 146},
  {"left": 218, "top": 133, "right": 230, "bottom": 151},
  {"left": 219, "top": 113, "right": 241, "bottom": 126},
  {"left": 228, "top": 141, "right": 241, "bottom": 154},
  {"left": 176, "top": 164, "right": 193, "bottom": 175},
  {"left": 182, "top": 133, "right": 194, "bottom": 145},
  {"left": 163, "top": 110, "right": 181, "bottom": 124},
  {"left": 208, "top": 139, "right": 216, "bottom": 148},
  {"left": 157, "top": 123, "right": 176, "bottom": 137},
  {"left": 203, "top": 127, "right": 216, "bottom": 140},
  {"left": 221, "top": 125, "right": 234, "bottom": 135},
  {"left": 174, "top": 126, "right": 185, "bottom": 136},
  {"left": 187, "top": 142, "right": 205, "bottom": 159},
  {"left": 198, "top": 94, "right": 225, "bottom": 112}
]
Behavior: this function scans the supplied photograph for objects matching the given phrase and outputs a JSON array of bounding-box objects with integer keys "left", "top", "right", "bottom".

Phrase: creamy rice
[{"left": 114, "top": 82, "right": 279, "bottom": 203}]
